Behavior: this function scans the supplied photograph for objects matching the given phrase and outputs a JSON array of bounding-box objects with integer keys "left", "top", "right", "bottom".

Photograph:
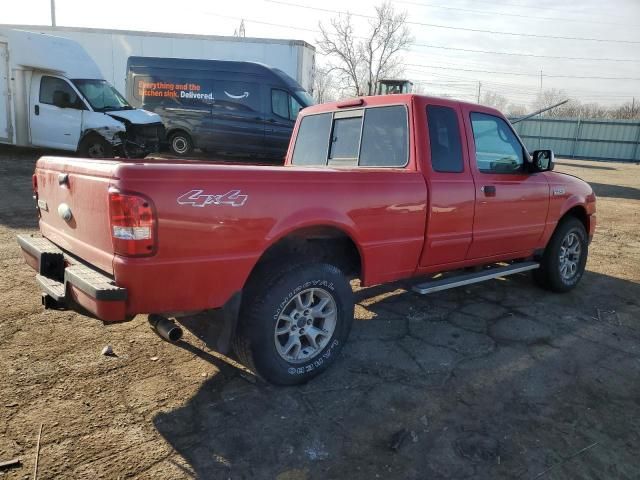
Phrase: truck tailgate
[{"left": 35, "top": 157, "right": 118, "bottom": 275}]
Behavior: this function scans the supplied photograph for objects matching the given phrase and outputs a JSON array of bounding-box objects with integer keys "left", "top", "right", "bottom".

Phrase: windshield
[
  {"left": 295, "top": 90, "right": 315, "bottom": 107},
  {"left": 72, "top": 79, "right": 132, "bottom": 112}
]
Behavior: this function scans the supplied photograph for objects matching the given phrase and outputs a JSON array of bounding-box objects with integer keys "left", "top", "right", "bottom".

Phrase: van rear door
[{"left": 29, "top": 74, "right": 83, "bottom": 150}]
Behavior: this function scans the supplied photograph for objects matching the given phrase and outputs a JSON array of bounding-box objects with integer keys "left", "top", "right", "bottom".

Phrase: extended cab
[{"left": 17, "top": 94, "right": 596, "bottom": 384}]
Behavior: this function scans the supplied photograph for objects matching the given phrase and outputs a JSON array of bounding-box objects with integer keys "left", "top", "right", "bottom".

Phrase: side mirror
[
  {"left": 531, "top": 149, "right": 554, "bottom": 172},
  {"left": 53, "top": 90, "right": 71, "bottom": 109}
]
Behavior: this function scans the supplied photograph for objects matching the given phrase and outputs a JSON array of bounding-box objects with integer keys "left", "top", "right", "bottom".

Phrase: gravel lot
[{"left": 1, "top": 147, "right": 639, "bottom": 479}]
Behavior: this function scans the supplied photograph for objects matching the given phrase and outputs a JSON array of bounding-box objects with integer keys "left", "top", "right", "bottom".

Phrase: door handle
[
  {"left": 481, "top": 185, "right": 496, "bottom": 196},
  {"left": 34, "top": 105, "right": 39, "bottom": 116}
]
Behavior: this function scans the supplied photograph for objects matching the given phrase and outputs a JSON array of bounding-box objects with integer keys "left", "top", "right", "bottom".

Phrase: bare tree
[
  {"left": 313, "top": 66, "right": 338, "bottom": 104},
  {"left": 480, "top": 90, "right": 509, "bottom": 111},
  {"left": 506, "top": 103, "right": 528, "bottom": 117},
  {"left": 608, "top": 101, "right": 640, "bottom": 120},
  {"left": 533, "top": 88, "right": 568, "bottom": 113},
  {"left": 318, "top": 2, "right": 412, "bottom": 97}
]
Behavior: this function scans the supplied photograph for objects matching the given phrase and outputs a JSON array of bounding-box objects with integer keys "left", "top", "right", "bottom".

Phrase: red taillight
[
  {"left": 32, "top": 174, "right": 38, "bottom": 193},
  {"left": 108, "top": 190, "right": 156, "bottom": 256}
]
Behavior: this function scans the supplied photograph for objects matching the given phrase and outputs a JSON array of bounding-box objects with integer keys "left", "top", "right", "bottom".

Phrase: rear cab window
[
  {"left": 426, "top": 105, "right": 463, "bottom": 173},
  {"left": 291, "top": 105, "right": 408, "bottom": 168}
]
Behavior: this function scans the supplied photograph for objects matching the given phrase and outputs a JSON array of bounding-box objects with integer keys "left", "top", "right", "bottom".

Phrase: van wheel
[
  {"left": 78, "top": 134, "right": 113, "bottom": 158},
  {"left": 169, "top": 132, "right": 193, "bottom": 156},
  {"left": 233, "top": 263, "right": 354, "bottom": 385},
  {"left": 534, "top": 217, "right": 588, "bottom": 292}
]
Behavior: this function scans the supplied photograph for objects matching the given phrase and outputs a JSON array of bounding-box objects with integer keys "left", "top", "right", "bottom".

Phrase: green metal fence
[{"left": 511, "top": 117, "right": 640, "bottom": 162}]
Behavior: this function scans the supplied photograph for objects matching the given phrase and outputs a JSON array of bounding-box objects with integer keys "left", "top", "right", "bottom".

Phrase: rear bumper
[{"left": 17, "top": 234, "right": 128, "bottom": 322}]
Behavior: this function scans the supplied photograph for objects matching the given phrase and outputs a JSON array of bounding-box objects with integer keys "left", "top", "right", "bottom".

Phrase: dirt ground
[{"left": 1, "top": 147, "right": 639, "bottom": 479}]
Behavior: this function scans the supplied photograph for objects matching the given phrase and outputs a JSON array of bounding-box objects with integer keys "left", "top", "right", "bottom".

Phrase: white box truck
[{"left": 0, "top": 29, "right": 164, "bottom": 158}]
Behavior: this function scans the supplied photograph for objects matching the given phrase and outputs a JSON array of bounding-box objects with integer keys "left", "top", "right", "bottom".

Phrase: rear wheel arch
[{"left": 245, "top": 225, "right": 363, "bottom": 290}]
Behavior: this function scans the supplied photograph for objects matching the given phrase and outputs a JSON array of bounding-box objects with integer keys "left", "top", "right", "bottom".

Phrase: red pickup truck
[{"left": 18, "top": 94, "right": 596, "bottom": 384}]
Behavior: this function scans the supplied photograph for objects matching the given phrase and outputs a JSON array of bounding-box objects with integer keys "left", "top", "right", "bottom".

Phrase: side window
[
  {"left": 291, "top": 113, "right": 332, "bottom": 165},
  {"left": 272, "top": 89, "right": 289, "bottom": 119},
  {"left": 39, "top": 76, "right": 82, "bottom": 108},
  {"left": 329, "top": 116, "right": 362, "bottom": 160},
  {"left": 470, "top": 112, "right": 524, "bottom": 173},
  {"left": 426, "top": 105, "right": 463, "bottom": 173},
  {"left": 359, "top": 105, "right": 408, "bottom": 167}
]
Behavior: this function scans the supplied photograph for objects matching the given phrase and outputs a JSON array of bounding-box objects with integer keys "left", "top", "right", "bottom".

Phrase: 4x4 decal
[{"left": 177, "top": 189, "right": 248, "bottom": 207}]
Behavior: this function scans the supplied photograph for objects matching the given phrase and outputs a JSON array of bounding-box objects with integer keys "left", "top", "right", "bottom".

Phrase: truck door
[
  {"left": 462, "top": 108, "right": 549, "bottom": 259},
  {"left": 419, "top": 101, "right": 475, "bottom": 267},
  {"left": 30, "top": 74, "right": 83, "bottom": 150}
]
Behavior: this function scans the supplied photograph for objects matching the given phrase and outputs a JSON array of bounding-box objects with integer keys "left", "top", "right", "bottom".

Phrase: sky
[{"left": 4, "top": 0, "right": 640, "bottom": 107}]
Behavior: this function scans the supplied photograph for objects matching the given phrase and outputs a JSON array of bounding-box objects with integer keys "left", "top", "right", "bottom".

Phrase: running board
[{"left": 412, "top": 262, "right": 540, "bottom": 295}]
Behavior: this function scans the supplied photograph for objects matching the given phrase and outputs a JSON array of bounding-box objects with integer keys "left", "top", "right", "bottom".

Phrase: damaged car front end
[
  {"left": 73, "top": 78, "right": 165, "bottom": 159},
  {"left": 113, "top": 117, "right": 165, "bottom": 159}
]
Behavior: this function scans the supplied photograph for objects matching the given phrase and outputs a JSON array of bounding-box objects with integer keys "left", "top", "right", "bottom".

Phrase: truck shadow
[
  {"left": 588, "top": 182, "right": 640, "bottom": 201},
  {"left": 155, "top": 270, "right": 640, "bottom": 479},
  {"left": 555, "top": 161, "right": 618, "bottom": 171}
]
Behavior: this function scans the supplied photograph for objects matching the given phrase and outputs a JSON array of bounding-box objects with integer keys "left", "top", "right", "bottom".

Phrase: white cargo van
[{"left": 0, "top": 29, "right": 164, "bottom": 158}]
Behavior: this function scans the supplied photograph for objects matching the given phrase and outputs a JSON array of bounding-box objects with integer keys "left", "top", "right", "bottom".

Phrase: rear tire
[
  {"left": 169, "top": 131, "right": 193, "bottom": 156},
  {"left": 534, "top": 216, "right": 588, "bottom": 292},
  {"left": 78, "top": 134, "right": 114, "bottom": 158},
  {"left": 233, "top": 262, "right": 354, "bottom": 385}
]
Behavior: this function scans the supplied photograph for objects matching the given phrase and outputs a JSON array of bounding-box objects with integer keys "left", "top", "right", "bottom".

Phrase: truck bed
[{"left": 33, "top": 156, "right": 427, "bottom": 318}]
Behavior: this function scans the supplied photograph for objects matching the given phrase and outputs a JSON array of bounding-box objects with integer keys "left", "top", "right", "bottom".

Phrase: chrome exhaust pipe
[{"left": 148, "top": 314, "right": 183, "bottom": 342}]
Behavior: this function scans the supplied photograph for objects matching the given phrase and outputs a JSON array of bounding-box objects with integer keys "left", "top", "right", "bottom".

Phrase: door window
[
  {"left": 470, "top": 112, "right": 525, "bottom": 173},
  {"left": 289, "top": 95, "right": 303, "bottom": 119},
  {"left": 427, "top": 105, "right": 463, "bottom": 173},
  {"left": 272, "top": 89, "right": 304, "bottom": 121},
  {"left": 39, "top": 76, "right": 82, "bottom": 109}
]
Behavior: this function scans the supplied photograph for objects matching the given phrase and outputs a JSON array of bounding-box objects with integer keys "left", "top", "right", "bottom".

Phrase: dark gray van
[{"left": 126, "top": 56, "right": 314, "bottom": 159}]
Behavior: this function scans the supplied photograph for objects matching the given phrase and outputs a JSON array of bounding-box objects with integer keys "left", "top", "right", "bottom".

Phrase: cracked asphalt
[{"left": 1, "top": 148, "right": 639, "bottom": 479}]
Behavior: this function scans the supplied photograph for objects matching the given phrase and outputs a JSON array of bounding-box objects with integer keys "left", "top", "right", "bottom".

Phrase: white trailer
[
  {"left": 0, "top": 28, "right": 164, "bottom": 157},
  {"left": 0, "top": 25, "right": 316, "bottom": 94}
]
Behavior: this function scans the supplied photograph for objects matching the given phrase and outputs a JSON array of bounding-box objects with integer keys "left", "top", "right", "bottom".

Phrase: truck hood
[{"left": 107, "top": 109, "right": 161, "bottom": 125}]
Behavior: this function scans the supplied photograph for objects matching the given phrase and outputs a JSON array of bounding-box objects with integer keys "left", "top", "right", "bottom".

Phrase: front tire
[
  {"left": 534, "top": 217, "right": 588, "bottom": 292},
  {"left": 78, "top": 134, "right": 114, "bottom": 158},
  {"left": 233, "top": 263, "right": 354, "bottom": 385}
]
